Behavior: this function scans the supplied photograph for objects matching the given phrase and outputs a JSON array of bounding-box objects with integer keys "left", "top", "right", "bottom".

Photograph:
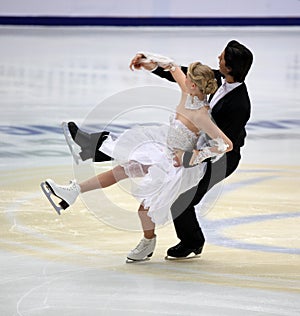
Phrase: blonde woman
[{"left": 41, "top": 60, "right": 233, "bottom": 262}]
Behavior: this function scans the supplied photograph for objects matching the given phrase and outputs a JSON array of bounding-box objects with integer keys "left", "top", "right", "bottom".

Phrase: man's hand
[
  {"left": 189, "top": 149, "right": 201, "bottom": 166},
  {"left": 129, "top": 53, "right": 157, "bottom": 71}
]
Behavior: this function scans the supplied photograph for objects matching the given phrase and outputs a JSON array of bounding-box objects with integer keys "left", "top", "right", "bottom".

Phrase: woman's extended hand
[{"left": 173, "top": 150, "right": 184, "bottom": 167}]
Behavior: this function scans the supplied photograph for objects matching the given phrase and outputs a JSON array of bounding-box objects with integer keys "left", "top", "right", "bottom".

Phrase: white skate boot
[
  {"left": 40, "top": 179, "right": 80, "bottom": 215},
  {"left": 126, "top": 235, "right": 156, "bottom": 263}
]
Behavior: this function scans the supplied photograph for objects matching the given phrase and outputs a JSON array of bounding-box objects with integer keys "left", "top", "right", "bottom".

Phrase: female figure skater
[{"left": 41, "top": 60, "right": 233, "bottom": 262}]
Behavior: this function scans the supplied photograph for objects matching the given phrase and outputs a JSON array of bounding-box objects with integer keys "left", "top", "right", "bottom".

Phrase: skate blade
[
  {"left": 164, "top": 254, "right": 201, "bottom": 261},
  {"left": 40, "top": 182, "right": 63, "bottom": 215},
  {"left": 61, "top": 122, "right": 80, "bottom": 165},
  {"left": 125, "top": 257, "right": 151, "bottom": 264}
]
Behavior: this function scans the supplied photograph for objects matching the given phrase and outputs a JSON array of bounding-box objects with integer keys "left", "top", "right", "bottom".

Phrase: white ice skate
[
  {"left": 62, "top": 122, "right": 80, "bottom": 164},
  {"left": 126, "top": 235, "right": 156, "bottom": 263},
  {"left": 40, "top": 179, "right": 80, "bottom": 215}
]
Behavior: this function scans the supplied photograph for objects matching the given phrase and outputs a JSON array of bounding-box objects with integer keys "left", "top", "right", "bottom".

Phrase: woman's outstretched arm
[{"left": 168, "top": 66, "right": 188, "bottom": 93}]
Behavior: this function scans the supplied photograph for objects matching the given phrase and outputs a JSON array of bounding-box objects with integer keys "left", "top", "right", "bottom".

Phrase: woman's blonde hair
[{"left": 187, "top": 62, "right": 218, "bottom": 95}]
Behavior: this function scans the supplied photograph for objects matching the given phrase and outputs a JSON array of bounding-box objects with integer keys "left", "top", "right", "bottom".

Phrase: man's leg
[
  {"left": 67, "top": 122, "right": 112, "bottom": 162},
  {"left": 167, "top": 155, "right": 231, "bottom": 258},
  {"left": 167, "top": 181, "right": 207, "bottom": 258}
]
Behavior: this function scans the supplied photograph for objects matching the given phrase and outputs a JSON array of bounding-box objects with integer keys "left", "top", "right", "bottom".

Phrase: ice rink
[{"left": 0, "top": 25, "right": 299, "bottom": 315}]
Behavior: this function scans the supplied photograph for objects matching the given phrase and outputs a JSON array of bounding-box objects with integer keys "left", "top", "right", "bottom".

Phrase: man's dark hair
[{"left": 224, "top": 40, "right": 253, "bottom": 82}]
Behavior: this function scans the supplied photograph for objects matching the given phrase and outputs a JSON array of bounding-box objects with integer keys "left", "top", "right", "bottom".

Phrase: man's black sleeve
[{"left": 152, "top": 66, "right": 188, "bottom": 82}]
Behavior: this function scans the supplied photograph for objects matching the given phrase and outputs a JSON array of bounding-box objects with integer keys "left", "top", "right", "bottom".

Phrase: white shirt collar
[
  {"left": 209, "top": 79, "right": 242, "bottom": 109},
  {"left": 223, "top": 78, "right": 242, "bottom": 90}
]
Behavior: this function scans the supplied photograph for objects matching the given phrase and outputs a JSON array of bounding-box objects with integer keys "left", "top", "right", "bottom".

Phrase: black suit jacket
[{"left": 152, "top": 67, "right": 251, "bottom": 169}]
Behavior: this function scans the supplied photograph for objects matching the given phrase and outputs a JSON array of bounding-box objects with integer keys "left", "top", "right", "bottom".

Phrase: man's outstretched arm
[{"left": 152, "top": 66, "right": 188, "bottom": 82}]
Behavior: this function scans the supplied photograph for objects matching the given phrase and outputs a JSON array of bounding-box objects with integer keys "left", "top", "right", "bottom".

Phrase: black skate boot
[
  {"left": 165, "top": 242, "right": 203, "bottom": 260},
  {"left": 62, "top": 122, "right": 112, "bottom": 164}
]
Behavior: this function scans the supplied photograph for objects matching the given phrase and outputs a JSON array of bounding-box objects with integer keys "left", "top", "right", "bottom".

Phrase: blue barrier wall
[{"left": 0, "top": 0, "right": 299, "bottom": 26}]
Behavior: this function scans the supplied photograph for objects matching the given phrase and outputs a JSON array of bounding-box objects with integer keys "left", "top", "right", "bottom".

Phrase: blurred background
[{"left": 0, "top": 1, "right": 299, "bottom": 315}]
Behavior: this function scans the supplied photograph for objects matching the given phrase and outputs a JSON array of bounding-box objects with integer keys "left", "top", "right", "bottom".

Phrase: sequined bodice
[{"left": 167, "top": 115, "right": 199, "bottom": 151}]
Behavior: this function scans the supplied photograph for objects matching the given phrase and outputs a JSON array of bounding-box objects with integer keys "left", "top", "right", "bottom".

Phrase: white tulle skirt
[{"left": 100, "top": 124, "right": 206, "bottom": 225}]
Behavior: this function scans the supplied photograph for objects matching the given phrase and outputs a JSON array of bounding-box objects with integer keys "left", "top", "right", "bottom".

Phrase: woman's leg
[
  {"left": 138, "top": 204, "right": 155, "bottom": 239},
  {"left": 126, "top": 204, "right": 156, "bottom": 262},
  {"left": 79, "top": 165, "right": 128, "bottom": 193},
  {"left": 41, "top": 165, "right": 129, "bottom": 213}
]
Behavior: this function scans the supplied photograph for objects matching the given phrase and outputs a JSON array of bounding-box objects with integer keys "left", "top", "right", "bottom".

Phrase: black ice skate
[
  {"left": 40, "top": 179, "right": 80, "bottom": 215},
  {"left": 165, "top": 242, "right": 203, "bottom": 261}
]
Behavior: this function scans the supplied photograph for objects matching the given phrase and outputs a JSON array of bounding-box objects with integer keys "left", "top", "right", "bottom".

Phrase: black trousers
[
  {"left": 170, "top": 151, "right": 240, "bottom": 249},
  {"left": 92, "top": 131, "right": 240, "bottom": 249}
]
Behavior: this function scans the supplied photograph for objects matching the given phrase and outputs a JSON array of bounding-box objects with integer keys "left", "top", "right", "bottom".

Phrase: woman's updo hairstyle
[{"left": 188, "top": 62, "right": 218, "bottom": 95}]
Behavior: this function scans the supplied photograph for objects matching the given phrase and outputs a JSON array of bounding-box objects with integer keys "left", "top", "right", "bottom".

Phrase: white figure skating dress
[{"left": 100, "top": 109, "right": 207, "bottom": 225}]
